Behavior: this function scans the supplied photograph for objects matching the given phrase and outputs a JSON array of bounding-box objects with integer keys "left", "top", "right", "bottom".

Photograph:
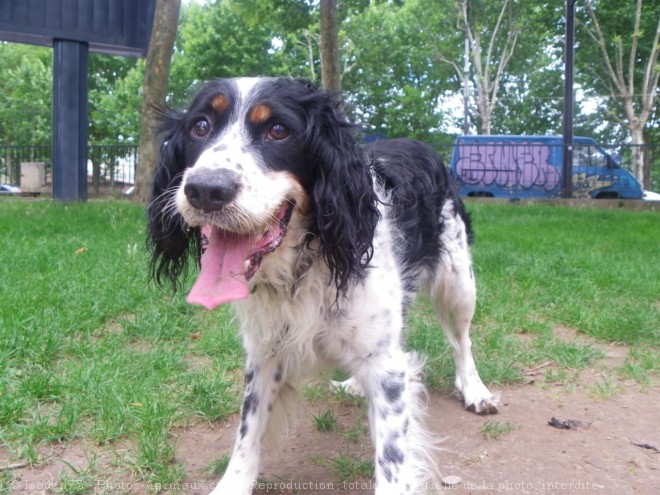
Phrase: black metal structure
[
  {"left": 53, "top": 40, "right": 89, "bottom": 201},
  {"left": 0, "top": 0, "right": 155, "bottom": 56},
  {"left": 0, "top": 0, "right": 157, "bottom": 201}
]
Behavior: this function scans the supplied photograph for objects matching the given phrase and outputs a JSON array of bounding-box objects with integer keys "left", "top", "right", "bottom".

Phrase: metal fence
[
  {"left": 602, "top": 144, "right": 659, "bottom": 192},
  {"left": 88, "top": 144, "right": 137, "bottom": 194},
  {"left": 0, "top": 145, "right": 51, "bottom": 185},
  {"left": 2, "top": 142, "right": 659, "bottom": 198},
  {"left": 0, "top": 144, "right": 137, "bottom": 195}
]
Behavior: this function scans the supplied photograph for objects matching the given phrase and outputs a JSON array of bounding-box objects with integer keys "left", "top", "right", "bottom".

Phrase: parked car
[
  {"left": 0, "top": 184, "right": 22, "bottom": 195},
  {"left": 0, "top": 184, "right": 41, "bottom": 197},
  {"left": 450, "top": 135, "right": 644, "bottom": 199},
  {"left": 643, "top": 190, "right": 660, "bottom": 201}
]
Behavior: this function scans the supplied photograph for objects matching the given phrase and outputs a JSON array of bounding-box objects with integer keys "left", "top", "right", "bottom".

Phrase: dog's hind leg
[{"left": 430, "top": 209, "right": 499, "bottom": 415}]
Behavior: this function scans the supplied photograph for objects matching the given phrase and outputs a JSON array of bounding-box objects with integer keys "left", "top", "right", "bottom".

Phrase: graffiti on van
[
  {"left": 455, "top": 141, "right": 561, "bottom": 191},
  {"left": 572, "top": 172, "right": 617, "bottom": 199}
]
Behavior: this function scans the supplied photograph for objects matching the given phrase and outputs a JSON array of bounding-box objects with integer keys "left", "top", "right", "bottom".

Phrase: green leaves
[
  {"left": 1, "top": 0, "right": 657, "bottom": 148},
  {"left": 0, "top": 44, "right": 52, "bottom": 145}
]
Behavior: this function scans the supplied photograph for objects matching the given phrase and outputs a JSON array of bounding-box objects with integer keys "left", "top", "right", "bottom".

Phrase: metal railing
[
  {"left": 0, "top": 145, "right": 52, "bottom": 185},
  {"left": 2, "top": 142, "right": 659, "bottom": 198},
  {"left": 88, "top": 144, "right": 137, "bottom": 194},
  {"left": 601, "top": 144, "right": 659, "bottom": 192},
  {"left": 0, "top": 144, "right": 138, "bottom": 195}
]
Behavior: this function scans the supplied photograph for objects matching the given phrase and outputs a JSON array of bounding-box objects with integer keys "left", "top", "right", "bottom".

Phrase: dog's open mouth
[{"left": 187, "top": 201, "right": 295, "bottom": 310}]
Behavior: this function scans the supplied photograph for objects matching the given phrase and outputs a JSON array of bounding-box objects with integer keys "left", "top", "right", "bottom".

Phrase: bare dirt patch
[{"left": 5, "top": 360, "right": 659, "bottom": 495}]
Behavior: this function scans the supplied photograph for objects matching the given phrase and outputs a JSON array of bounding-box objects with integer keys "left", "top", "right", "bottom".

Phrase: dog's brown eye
[
  {"left": 267, "top": 124, "right": 289, "bottom": 141},
  {"left": 191, "top": 118, "right": 211, "bottom": 138}
]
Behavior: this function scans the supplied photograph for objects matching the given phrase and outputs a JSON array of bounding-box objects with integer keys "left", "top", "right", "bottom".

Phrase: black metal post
[
  {"left": 53, "top": 39, "right": 89, "bottom": 202},
  {"left": 562, "top": 0, "right": 575, "bottom": 198}
]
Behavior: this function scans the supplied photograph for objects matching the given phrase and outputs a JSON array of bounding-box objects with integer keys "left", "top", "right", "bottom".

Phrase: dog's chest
[{"left": 234, "top": 257, "right": 404, "bottom": 377}]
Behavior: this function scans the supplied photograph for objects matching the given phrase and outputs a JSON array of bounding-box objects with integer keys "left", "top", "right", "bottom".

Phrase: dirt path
[
  {"left": 7, "top": 375, "right": 659, "bottom": 495},
  {"left": 5, "top": 331, "right": 659, "bottom": 494},
  {"left": 183, "top": 385, "right": 660, "bottom": 495}
]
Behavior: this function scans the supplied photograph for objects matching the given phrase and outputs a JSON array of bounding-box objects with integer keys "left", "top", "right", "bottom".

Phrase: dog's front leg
[{"left": 209, "top": 356, "right": 283, "bottom": 495}]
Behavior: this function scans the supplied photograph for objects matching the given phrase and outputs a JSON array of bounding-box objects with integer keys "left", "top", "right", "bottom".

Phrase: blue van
[{"left": 449, "top": 135, "right": 643, "bottom": 199}]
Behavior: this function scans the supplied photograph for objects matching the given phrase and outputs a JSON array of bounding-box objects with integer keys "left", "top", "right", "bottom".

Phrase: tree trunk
[
  {"left": 319, "top": 0, "right": 341, "bottom": 94},
  {"left": 134, "top": 0, "right": 181, "bottom": 204},
  {"left": 460, "top": 0, "right": 518, "bottom": 135},
  {"left": 629, "top": 123, "right": 645, "bottom": 185},
  {"left": 642, "top": 128, "right": 651, "bottom": 190}
]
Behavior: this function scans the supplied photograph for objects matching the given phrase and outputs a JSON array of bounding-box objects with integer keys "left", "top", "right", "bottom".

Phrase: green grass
[
  {"left": 480, "top": 420, "right": 520, "bottom": 440},
  {"left": 58, "top": 459, "right": 97, "bottom": 495},
  {"left": 313, "top": 409, "right": 337, "bottom": 433},
  {"left": 206, "top": 454, "right": 230, "bottom": 476},
  {"left": 470, "top": 202, "right": 659, "bottom": 346},
  {"left": 0, "top": 198, "right": 658, "bottom": 488},
  {"left": 408, "top": 201, "right": 660, "bottom": 389},
  {"left": 589, "top": 377, "right": 624, "bottom": 400},
  {"left": 0, "top": 199, "right": 242, "bottom": 486},
  {"left": 617, "top": 347, "right": 660, "bottom": 389},
  {"left": 342, "top": 416, "right": 367, "bottom": 444},
  {"left": 331, "top": 453, "right": 374, "bottom": 481}
]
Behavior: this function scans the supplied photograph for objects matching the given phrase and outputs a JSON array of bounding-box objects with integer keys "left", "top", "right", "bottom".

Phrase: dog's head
[{"left": 147, "top": 77, "right": 379, "bottom": 309}]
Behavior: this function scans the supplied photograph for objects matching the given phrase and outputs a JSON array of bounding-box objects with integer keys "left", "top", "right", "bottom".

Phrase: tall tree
[
  {"left": 431, "top": 0, "right": 522, "bottom": 135},
  {"left": 134, "top": 0, "right": 181, "bottom": 203},
  {"left": 320, "top": 0, "right": 341, "bottom": 93},
  {"left": 578, "top": 0, "right": 660, "bottom": 185},
  {"left": 488, "top": 3, "right": 564, "bottom": 136},
  {"left": 341, "top": 0, "right": 456, "bottom": 143},
  {"left": 460, "top": 0, "right": 520, "bottom": 135}
]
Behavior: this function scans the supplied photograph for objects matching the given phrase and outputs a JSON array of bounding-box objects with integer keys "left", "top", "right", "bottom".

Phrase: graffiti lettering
[
  {"left": 572, "top": 172, "right": 616, "bottom": 199},
  {"left": 455, "top": 142, "right": 561, "bottom": 191}
]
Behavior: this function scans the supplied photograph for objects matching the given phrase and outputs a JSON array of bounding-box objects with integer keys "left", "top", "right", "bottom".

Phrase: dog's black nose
[{"left": 184, "top": 169, "right": 241, "bottom": 212}]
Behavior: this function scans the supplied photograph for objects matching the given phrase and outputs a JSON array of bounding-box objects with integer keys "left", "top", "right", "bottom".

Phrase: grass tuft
[
  {"left": 58, "top": 459, "right": 97, "bottom": 495},
  {"left": 206, "top": 454, "right": 231, "bottom": 476},
  {"left": 313, "top": 409, "right": 337, "bottom": 433},
  {"left": 332, "top": 453, "right": 374, "bottom": 481},
  {"left": 480, "top": 420, "right": 520, "bottom": 440}
]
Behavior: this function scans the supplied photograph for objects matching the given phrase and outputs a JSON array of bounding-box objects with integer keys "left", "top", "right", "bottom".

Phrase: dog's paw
[
  {"left": 455, "top": 378, "right": 500, "bottom": 415},
  {"left": 455, "top": 382, "right": 500, "bottom": 415},
  {"left": 466, "top": 395, "right": 500, "bottom": 415}
]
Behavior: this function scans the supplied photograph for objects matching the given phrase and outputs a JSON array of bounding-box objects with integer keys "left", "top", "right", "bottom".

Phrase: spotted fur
[{"left": 147, "top": 77, "right": 499, "bottom": 495}]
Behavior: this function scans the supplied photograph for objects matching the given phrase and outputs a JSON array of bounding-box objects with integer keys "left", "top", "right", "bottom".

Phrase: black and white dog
[{"left": 147, "top": 77, "right": 498, "bottom": 494}]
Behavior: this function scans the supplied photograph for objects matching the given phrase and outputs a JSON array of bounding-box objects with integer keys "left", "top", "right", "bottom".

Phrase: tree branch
[
  {"left": 484, "top": 0, "right": 510, "bottom": 89},
  {"left": 584, "top": 1, "right": 625, "bottom": 95},
  {"left": 433, "top": 53, "right": 463, "bottom": 82},
  {"left": 297, "top": 30, "right": 318, "bottom": 83},
  {"left": 640, "top": 13, "right": 660, "bottom": 121},
  {"left": 490, "top": 23, "right": 519, "bottom": 114},
  {"left": 628, "top": 0, "right": 642, "bottom": 97}
]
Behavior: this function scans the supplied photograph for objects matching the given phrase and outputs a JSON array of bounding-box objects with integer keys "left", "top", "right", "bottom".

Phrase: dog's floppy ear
[
  {"left": 146, "top": 108, "right": 201, "bottom": 291},
  {"left": 303, "top": 88, "right": 380, "bottom": 299}
]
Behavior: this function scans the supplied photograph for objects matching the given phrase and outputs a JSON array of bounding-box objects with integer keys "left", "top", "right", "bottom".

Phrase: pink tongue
[{"left": 187, "top": 226, "right": 253, "bottom": 310}]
